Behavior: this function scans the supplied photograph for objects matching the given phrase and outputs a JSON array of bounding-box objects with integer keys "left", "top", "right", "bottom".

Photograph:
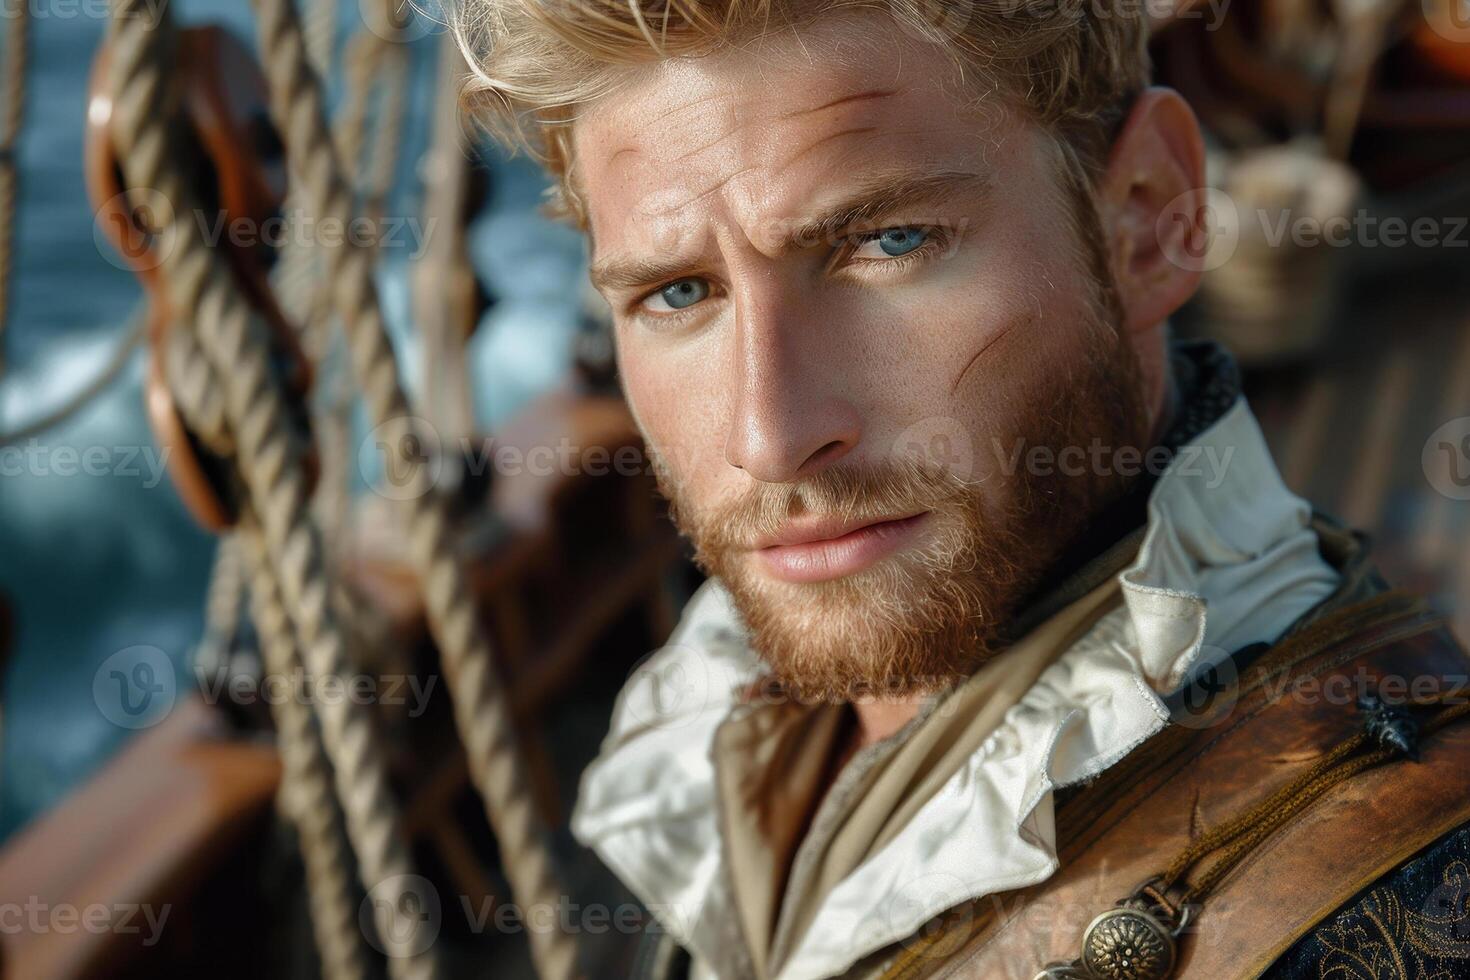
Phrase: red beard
[{"left": 655, "top": 318, "right": 1149, "bottom": 704}]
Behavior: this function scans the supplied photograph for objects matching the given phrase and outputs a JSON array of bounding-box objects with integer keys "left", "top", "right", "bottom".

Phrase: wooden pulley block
[{"left": 85, "top": 25, "right": 317, "bottom": 531}]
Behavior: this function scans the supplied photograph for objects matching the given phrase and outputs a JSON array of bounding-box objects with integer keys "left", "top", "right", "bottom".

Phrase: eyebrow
[{"left": 587, "top": 167, "right": 991, "bottom": 294}]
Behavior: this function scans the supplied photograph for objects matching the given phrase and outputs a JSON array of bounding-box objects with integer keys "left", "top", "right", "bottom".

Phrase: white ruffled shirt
[{"left": 571, "top": 397, "right": 1340, "bottom": 980}]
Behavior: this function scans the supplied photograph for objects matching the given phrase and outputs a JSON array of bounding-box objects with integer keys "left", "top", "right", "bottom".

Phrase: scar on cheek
[{"left": 949, "top": 313, "right": 1029, "bottom": 395}]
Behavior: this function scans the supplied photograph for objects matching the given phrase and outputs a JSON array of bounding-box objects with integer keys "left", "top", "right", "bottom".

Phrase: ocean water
[{"left": 0, "top": 0, "right": 578, "bottom": 839}]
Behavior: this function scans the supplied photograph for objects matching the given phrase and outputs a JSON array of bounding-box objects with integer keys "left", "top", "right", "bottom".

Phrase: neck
[{"left": 850, "top": 695, "right": 928, "bottom": 749}]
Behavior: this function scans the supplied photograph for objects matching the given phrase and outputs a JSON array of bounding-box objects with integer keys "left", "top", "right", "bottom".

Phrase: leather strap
[{"left": 872, "top": 592, "right": 1470, "bottom": 979}]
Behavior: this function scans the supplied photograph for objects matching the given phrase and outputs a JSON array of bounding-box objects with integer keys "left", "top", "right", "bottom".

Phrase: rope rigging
[
  {"left": 98, "top": 0, "right": 583, "bottom": 976},
  {"left": 240, "top": 514, "right": 375, "bottom": 980},
  {"left": 103, "top": 5, "right": 441, "bottom": 979},
  {"left": 245, "top": 0, "right": 582, "bottom": 975}
]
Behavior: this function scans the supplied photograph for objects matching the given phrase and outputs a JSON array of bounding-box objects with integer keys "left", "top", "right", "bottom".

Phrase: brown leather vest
[{"left": 864, "top": 589, "right": 1470, "bottom": 980}]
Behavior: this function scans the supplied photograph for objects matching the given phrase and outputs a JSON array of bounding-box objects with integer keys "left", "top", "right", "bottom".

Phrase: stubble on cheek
[{"left": 643, "top": 305, "right": 1149, "bottom": 704}]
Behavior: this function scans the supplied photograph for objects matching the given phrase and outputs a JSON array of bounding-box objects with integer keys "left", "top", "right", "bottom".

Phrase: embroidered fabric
[{"left": 1261, "top": 818, "right": 1470, "bottom": 978}]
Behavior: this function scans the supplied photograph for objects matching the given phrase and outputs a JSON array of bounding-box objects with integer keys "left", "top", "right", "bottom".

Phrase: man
[{"left": 454, "top": 2, "right": 1470, "bottom": 978}]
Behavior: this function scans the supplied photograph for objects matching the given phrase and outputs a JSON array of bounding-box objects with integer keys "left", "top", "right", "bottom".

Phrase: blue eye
[
  {"left": 876, "top": 228, "right": 928, "bottom": 256},
  {"left": 655, "top": 278, "right": 709, "bottom": 310}
]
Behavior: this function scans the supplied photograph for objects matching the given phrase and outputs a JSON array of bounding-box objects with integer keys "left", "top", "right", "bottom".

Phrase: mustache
[{"left": 658, "top": 454, "right": 978, "bottom": 555}]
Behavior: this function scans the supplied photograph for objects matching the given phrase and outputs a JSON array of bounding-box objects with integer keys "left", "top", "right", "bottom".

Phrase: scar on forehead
[{"left": 782, "top": 88, "right": 898, "bottom": 119}]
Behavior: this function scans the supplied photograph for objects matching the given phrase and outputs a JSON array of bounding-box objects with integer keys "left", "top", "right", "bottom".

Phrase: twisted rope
[
  {"left": 183, "top": 519, "right": 368, "bottom": 980},
  {"left": 338, "top": 24, "right": 407, "bottom": 225},
  {"left": 163, "top": 284, "right": 364, "bottom": 980},
  {"left": 307, "top": 1, "right": 411, "bottom": 545},
  {"left": 273, "top": 0, "right": 335, "bottom": 365},
  {"left": 174, "top": 376, "right": 370, "bottom": 980},
  {"left": 193, "top": 534, "right": 246, "bottom": 680},
  {"left": 304, "top": 0, "right": 337, "bottom": 83},
  {"left": 162, "top": 309, "right": 234, "bottom": 456},
  {"left": 239, "top": 517, "right": 373, "bottom": 980},
  {"left": 104, "top": 6, "right": 439, "bottom": 978},
  {"left": 248, "top": 2, "right": 581, "bottom": 975}
]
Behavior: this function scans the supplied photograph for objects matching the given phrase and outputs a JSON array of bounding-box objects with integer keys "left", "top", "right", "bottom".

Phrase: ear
[{"left": 1097, "top": 87, "right": 1208, "bottom": 335}]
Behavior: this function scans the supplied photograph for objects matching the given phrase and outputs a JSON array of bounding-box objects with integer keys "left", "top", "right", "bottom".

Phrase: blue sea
[{"left": 0, "top": 0, "right": 586, "bottom": 840}]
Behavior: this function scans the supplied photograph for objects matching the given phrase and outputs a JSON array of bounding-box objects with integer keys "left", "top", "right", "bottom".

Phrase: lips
[{"left": 753, "top": 512, "right": 930, "bottom": 583}]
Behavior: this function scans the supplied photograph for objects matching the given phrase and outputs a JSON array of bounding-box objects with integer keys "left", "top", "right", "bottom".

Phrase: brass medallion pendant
[
  {"left": 1033, "top": 898, "right": 1184, "bottom": 980},
  {"left": 1079, "top": 906, "right": 1177, "bottom": 980}
]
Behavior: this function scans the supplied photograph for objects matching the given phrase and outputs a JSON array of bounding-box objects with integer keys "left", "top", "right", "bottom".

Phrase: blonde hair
[{"left": 450, "top": 0, "right": 1150, "bottom": 226}]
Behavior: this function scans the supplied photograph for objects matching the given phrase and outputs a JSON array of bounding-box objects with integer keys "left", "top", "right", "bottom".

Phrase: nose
[{"left": 722, "top": 284, "right": 862, "bottom": 484}]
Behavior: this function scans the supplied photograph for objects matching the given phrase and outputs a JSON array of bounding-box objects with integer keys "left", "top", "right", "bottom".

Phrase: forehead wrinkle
[
  {"left": 668, "top": 99, "right": 907, "bottom": 215},
  {"left": 669, "top": 104, "right": 766, "bottom": 168},
  {"left": 646, "top": 164, "right": 761, "bottom": 216},
  {"left": 642, "top": 87, "right": 733, "bottom": 130},
  {"left": 779, "top": 125, "right": 879, "bottom": 172},
  {"left": 602, "top": 84, "right": 743, "bottom": 178},
  {"left": 780, "top": 88, "right": 898, "bottom": 120},
  {"left": 640, "top": 94, "right": 740, "bottom": 168}
]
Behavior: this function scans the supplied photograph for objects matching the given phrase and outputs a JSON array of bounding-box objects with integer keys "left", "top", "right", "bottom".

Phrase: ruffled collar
[{"left": 572, "top": 385, "right": 1339, "bottom": 980}]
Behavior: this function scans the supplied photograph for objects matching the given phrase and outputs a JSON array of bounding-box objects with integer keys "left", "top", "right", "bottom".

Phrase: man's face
[{"left": 575, "top": 11, "right": 1150, "bottom": 700}]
